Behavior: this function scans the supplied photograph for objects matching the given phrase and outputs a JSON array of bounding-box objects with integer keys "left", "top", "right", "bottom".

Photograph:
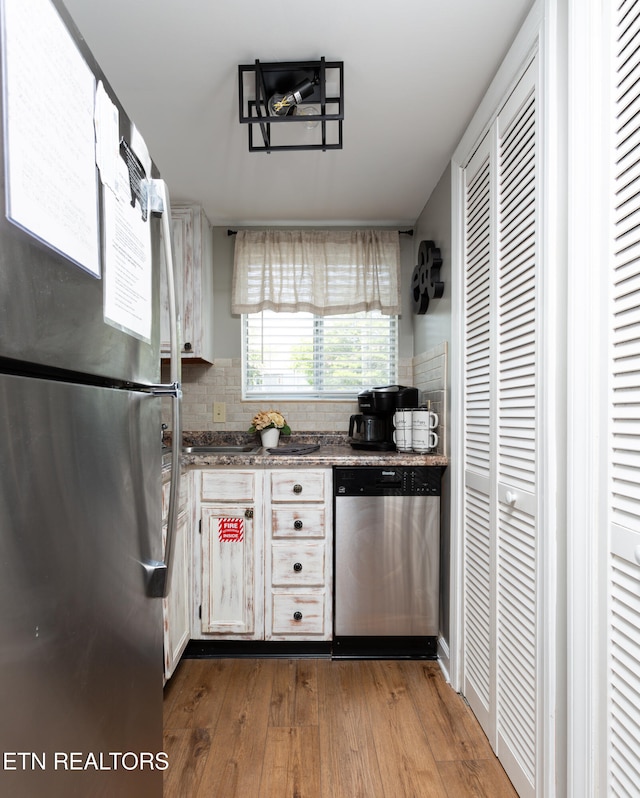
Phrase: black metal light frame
[{"left": 238, "top": 58, "right": 344, "bottom": 153}]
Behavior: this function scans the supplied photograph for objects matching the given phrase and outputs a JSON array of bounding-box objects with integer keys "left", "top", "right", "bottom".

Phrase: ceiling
[{"left": 63, "top": 0, "right": 534, "bottom": 227}]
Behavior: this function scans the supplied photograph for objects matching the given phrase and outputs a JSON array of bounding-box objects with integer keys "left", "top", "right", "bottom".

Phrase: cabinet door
[
  {"left": 160, "top": 205, "right": 214, "bottom": 362},
  {"left": 201, "top": 505, "right": 255, "bottom": 636},
  {"left": 160, "top": 213, "right": 185, "bottom": 354},
  {"left": 163, "top": 510, "right": 190, "bottom": 680}
]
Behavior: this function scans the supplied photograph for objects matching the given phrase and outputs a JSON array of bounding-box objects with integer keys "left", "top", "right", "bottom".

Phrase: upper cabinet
[{"left": 161, "top": 205, "right": 215, "bottom": 363}]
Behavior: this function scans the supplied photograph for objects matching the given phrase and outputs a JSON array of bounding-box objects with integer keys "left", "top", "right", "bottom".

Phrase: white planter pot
[{"left": 260, "top": 428, "right": 280, "bottom": 448}]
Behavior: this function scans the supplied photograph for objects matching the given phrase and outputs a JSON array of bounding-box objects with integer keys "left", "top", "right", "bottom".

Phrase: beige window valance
[{"left": 231, "top": 229, "right": 401, "bottom": 316}]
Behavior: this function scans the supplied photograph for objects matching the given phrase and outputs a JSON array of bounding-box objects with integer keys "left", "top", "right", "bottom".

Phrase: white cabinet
[
  {"left": 195, "top": 470, "right": 263, "bottom": 640},
  {"left": 192, "top": 467, "right": 332, "bottom": 642},
  {"left": 162, "top": 469, "right": 190, "bottom": 682},
  {"left": 265, "top": 469, "right": 333, "bottom": 640},
  {"left": 160, "top": 205, "right": 214, "bottom": 363},
  {"left": 201, "top": 505, "right": 256, "bottom": 635}
]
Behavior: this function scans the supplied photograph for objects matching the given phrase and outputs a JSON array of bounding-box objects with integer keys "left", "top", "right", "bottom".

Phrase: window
[{"left": 243, "top": 309, "right": 397, "bottom": 399}]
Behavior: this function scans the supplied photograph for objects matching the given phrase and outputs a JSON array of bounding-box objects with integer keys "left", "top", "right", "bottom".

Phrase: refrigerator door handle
[
  {"left": 145, "top": 178, "right": 182, "bottom": 599},
  {"left": 150, "top": 382, "right": 181, "bottom": 398}
]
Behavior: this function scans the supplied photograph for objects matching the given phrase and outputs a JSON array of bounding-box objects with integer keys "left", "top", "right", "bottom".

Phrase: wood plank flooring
[{"left": 163, "top": 658, "right": 518, "bottom": 798}]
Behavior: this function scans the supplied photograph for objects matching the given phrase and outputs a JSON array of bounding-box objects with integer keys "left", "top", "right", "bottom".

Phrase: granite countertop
[{"left": 164, "top": 432, "right": 448, "bottom": 469}]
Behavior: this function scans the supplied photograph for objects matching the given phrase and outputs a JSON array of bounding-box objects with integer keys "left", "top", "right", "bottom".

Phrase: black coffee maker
[{"left": 349, "top": 385, "right": 419, "bottom": 450}]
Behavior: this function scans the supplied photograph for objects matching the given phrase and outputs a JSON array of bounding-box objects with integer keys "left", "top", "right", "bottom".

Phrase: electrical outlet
[{"left": 213, "top": 402, "right": 226, "bottom": 423}]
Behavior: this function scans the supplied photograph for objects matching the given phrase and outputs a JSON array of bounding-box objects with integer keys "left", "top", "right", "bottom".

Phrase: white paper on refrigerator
[
  {"left": 103, "top": 154, "right": 153, "bottom": 342},
  {"left": 1, "top": 0, "right": 100, "bottom": 276}
]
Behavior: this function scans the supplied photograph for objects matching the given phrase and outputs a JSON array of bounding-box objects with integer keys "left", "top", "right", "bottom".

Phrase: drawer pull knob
[
  {"left": 294, "top": 520, "right": 303, "bottom": 530},
  {"left": 293, "top": 562, "right": 303, "bottom": 572},
  {"left": 293, "top": 483, "right": 303, "bottom": 494},
  {"left": 293, "top": 611, "right": 303, "bottom": 621},
  {"left": 244, "top": 508, "right": 254, "bottom": 519}
]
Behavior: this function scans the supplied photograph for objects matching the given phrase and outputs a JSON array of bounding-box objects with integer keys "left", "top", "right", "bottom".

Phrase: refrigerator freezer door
[
  {"left": 0, "top": 4, "right": 161, "bottom": 387},
  {"left": 0, "top": 374, "right": 163, "bottom": 798},
  {"left": 0, "top": 202, "right": 162, "bottom": 386}
]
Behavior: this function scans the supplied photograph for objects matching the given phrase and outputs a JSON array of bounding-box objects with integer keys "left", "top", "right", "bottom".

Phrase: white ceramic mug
[
  {"left": 412, "top": 428, "right": 438, "bottom": 453},
  {"left": 413, "top": 407, "right": 438, "bottom": 429},
  {"left": 393, "top": 409, "right": 413, "bottom": 452},
  {"left": 412, "top": 408, "right": 438, "bottom": 429},
  {"left": 412, "top": 408, "right": 439, "bottom": 452}
]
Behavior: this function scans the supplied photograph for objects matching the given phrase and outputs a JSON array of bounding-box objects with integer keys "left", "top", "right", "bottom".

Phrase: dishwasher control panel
[{"left": 333, "top": 465, "right": 442, "bottom": 496}]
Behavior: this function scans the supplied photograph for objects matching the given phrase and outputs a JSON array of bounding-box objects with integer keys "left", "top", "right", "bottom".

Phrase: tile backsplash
[
  {"left": 412, "top": 341, "right": 448, "bottom": 456},
  {"left": 163, "top": 357, "right": 414, "bottom": 434},
  {"left": 163, "top": 350, "right": 447, "bottom": 454}
]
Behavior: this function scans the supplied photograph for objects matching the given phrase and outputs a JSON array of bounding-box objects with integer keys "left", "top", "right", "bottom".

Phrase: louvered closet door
[
  {"left": 461, "top": 56, "right": 539, "bottom": 798},
  {"left": 608, "top": 3, "right": 640, "bottom": 793},
  {"left": 462, "top": 132, "right": 496, "bottom": 738},
  {"left": 495, "top": 60, "right": 539, "bottom": 798}
]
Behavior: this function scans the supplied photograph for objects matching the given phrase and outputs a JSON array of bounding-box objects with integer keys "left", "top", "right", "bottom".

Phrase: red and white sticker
[{"left": 218, "top": 517, "right": 244, "bottom": 543}]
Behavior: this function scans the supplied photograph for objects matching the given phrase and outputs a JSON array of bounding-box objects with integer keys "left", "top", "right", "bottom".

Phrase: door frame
[{"left": 564, "top": 0, "right": 611, "bottom": 795}]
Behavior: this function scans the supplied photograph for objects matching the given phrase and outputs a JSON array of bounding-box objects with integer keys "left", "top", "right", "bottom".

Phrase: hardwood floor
[{"left": 163, "top": 657, "right": 518, "bottom": 798}]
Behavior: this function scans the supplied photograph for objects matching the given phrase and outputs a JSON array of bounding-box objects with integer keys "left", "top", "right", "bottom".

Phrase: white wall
[
  {"left": 412, "top": 164, "right": 452, "bottom": 357},
  {"left": 411, "top": 164, "right": 453, "bottom": 660}
]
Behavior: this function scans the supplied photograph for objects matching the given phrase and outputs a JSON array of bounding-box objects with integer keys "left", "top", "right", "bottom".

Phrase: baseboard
[
  {"left": 183, "top": 637, "right": 438, "bottom": 660},
  {"left": 332, "top": 635, "right": 438, "bottom": 660},
  {"left": 183, "top": 640, "right": 332, "bottom": 658}
]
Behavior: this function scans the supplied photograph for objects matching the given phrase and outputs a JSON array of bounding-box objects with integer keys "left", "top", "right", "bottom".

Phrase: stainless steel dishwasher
[{"left": 333, "top": 465, "right": 443, "bottom": 658}]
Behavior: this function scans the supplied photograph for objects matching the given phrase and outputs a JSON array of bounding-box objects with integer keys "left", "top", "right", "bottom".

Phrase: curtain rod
[{"left": 226, "top": 228, "right": 414, "bottom": 236}]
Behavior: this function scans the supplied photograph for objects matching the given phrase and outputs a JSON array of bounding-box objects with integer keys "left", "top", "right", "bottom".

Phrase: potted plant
[{"left": 248, "top": 410, "right": 291, "bottom": 448}]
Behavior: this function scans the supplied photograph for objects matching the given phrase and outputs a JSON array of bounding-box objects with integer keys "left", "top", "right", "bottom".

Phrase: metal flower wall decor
[{"left": 411, "top": 239, "right": 444, "bottom": 314}]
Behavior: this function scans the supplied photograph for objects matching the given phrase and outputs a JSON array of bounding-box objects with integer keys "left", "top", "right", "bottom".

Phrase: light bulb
[
  {"left": 296, "top": 105, "right": 320, "bottom": 129},
  {"left": 268, "top": 77, "right": 316, "bottom": 117}
]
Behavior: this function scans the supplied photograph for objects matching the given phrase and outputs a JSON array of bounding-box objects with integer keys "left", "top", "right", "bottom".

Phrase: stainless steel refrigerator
[{"left": 0, "top": 0, "right": 182, "bottom": 795}]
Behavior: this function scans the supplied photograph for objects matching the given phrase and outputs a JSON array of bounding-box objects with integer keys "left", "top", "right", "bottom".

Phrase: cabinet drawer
[
  {"left": 271, "top": 506, "right": 325, "bottom": 539},
  {"left": 271, "top": 592, "right": 325, "bottom": 636},
  {"left": 201, "top": 470, "right": 255, "bottom": 502},
  {"left": 270, "top": 471, "right": 325, "bottom": 503},
  {"left": 271, "top": 543, "right": 325, "bottom": 586}
]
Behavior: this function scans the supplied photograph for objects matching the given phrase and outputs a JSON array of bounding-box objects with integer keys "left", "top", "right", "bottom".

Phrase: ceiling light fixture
[{"left": 238, "top": 58, "right": 344, "bottom": 153}]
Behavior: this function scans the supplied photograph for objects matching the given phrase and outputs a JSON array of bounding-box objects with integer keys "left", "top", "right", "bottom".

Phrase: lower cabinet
[
  {"left": 265, "top": 469, "right": 333, "bottom": 640},
  {"left": 194, "top": 468, "right": 264, "bottom": 640},
  {"left": 191, "top": 467, "right": 332, "bottom": 643},
  {"left": 201, "top": 504, "right": 257, "bottom": 636},
  {"left": 162, "top": 468, "right": 190, "bottom": 682}
]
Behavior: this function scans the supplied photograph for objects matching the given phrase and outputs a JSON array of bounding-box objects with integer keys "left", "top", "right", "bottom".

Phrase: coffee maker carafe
[
  {"left": 348, "top": 385, "right": 419, "bottom": 450},
  {"left": 348, "top": 412, "right": 388, "bottom": 446}
]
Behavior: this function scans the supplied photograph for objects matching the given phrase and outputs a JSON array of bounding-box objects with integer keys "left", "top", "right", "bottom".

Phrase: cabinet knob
[
  {"left": 293, "top": 483, "right": 303, "bottom": 494},
  {"left": 293, "top": 611, "right": 303, "bottom": 621},
  {"left": 293, "top": 562, "right": 303, "bottom": 572},
  {"left": 294, "top": 519, "right": 303, "bottom": 530},
  {"left": 244, "top": 508, "right": 254, "bottom": 519},
  {"left": 183, "top": 342, "right": 192, "bottom": 352}
]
